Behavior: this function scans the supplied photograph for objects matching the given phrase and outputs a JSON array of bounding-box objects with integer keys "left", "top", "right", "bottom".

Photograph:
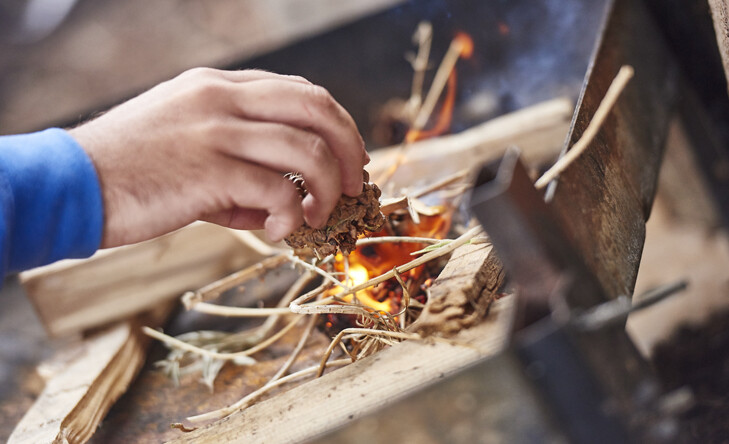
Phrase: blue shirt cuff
[{"left": 0, "top": 128, "right": 103, "bottom": 272}]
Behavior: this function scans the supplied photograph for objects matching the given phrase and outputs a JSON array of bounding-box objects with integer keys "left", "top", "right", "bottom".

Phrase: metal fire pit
[{"left": 316, "top": 0, "right": 691, "bottom": 441}]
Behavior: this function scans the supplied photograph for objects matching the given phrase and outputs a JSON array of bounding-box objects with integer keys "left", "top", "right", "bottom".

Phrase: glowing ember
[{"left": 324, "top": 208, "right": 453, "bottom": 330}]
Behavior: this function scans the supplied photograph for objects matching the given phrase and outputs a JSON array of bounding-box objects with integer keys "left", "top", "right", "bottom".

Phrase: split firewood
[
  {"left": 20, "top": 222, "right": 264, "bottom": 337},
  {"left": 284, "top": 170, "right": 386, "bottom": 257},
  {"left": 8, "top": 304, "right": 172, "bottom": 444},
  {"left": 408, "top": 242, "right": 505, "bottom": 337}
]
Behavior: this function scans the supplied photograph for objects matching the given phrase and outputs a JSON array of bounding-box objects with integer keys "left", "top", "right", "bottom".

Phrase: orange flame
[
  {"left": 404, "top": 31, "right": 473, "bottom": 143},
  {"left": 405, "top": 70, "right": 457, "bottom": 143},
  {"left": 326, "top": 209, "right": 452, "bottom": 318},
  {"left": 454, "top": 31, "right": 474, "bottom": 59}
]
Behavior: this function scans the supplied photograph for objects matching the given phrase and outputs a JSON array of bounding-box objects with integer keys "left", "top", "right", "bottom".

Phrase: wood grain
[
  {"left": 170, "top": 298, "right": 514, "bottom": 444},
  {"left": 20, "top": 223, "right": 263, "bottom": 337},
  {"left": 8, "top": 305, "right": 171, "bottom": 444},
  {"left": 409, "top": 243, "right": 504, "bottom": 337}
]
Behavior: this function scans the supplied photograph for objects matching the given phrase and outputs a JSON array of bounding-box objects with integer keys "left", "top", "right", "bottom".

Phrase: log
[
  {"left": 8, "top": 304, "right": 172, "bottom": 444},
  {"left": 171, "top": 297, "right": 514, "bottom": 444},
  {"left": 20, "top": 222, "right": 264, "bottom": 337},
  {"left": 368, "top": 97, "right": 573, "bottom": 192},
  {"left": 409, "top": 243, "right": 504, "bottom": 337}
]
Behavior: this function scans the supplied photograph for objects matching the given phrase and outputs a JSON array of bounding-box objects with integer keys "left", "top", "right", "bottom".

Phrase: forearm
[{"left": 0, "top": 128, "right": 103, "bottom": 273}]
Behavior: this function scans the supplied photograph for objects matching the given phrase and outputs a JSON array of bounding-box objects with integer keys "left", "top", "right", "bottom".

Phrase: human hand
[{"left": 69, "top": 68, "right": 369, "bottom": 248}]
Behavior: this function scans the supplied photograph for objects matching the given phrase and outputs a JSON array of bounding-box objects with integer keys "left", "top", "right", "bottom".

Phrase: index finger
[{"left": 230, "top": 79, "right": 367, "bottom": 196}]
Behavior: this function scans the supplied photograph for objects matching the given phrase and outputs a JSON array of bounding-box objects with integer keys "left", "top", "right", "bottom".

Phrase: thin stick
[
  {"left": 187, "top": 358, "right": 351, "bottom": 424},
  {"left": 287, "top": 253, "right": 350, "bottom": 292},
  {"left": 410, "top": 168, "right": 471, "bottom": 199},
  {"left": 356, "top": 236, "right": 443, "bottom": 246},
  {"left": 142, "top": 315, "right": 300, "bottom": 362},
  {"left": 188, "top": 303, "right": 292, "bottom": 317},
  {"left": 535, "top": 65, "right": 634, "bottom": 189},
  {"left": 318, "top": 328, "right": 421, "bottom": 377},
  {"left": 412, "top": 37, "right": 469, "bottom": 131},
  {"left": 409, "top": 21, "right": 433, "bottom": 109},
  {"left": 269, "top": 314, "right": 318, "bottom": 382},
  {"left": 256, "top": 271, "right": 317, "bottom": 336},
  {"left": 290, "top": 226, "right": 482, "bottom": 314},
  {"left": 182, "top": 254, "right": 289, "bottom": 307},
  {"left": 392, "top": 269, "right": 411, "bottom": 330}
]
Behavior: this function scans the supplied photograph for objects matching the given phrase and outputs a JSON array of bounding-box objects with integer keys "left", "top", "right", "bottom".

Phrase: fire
[
  {"left": 406, "top": 70, "right": 456, "bottom": 143},
  {"left": 324, "top": 209, "right": 453, "bottom": 325},
  {"left": 323, "top": 30, "right": 472, "bottom": 329},
  {"left": 405, "top": 31, "right": 473, "bottom": 143},
  {"left": 454, "top": 31, "right": 474, "bottom": 59}
]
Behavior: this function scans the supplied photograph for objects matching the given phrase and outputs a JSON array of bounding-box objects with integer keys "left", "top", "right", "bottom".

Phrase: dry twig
[
  {"left": 186, "top": 358, "right": 351, "bottom": 425},
  {"left": 535, "top": 65, "right": 634, "bottom": 189}
]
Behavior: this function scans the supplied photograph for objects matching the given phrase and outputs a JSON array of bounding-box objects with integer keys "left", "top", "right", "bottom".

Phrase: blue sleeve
[{"left": 0, "top": 128, "right": 103, "bottom": 274}]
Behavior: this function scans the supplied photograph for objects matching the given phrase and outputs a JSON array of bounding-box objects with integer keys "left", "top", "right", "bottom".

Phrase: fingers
[
  {"left": 230, "top": 79, "right": 367, "bottom": 196},
  {"left": 208, "top": 160, "right": 305, "bottom": 242},
  {"left": 202, "top": 207, "right": 268, "bottom": 231},
  {"left": 179, "top": 67, "right": 312, "bottom": 86},
  {"left": 213, "top": 120, "right": 341, "bottom": 227}
]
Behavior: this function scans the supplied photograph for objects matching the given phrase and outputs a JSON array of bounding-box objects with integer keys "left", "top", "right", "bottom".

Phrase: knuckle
[
  {"left": 191, "top": 78, "right": 228, "bottom": 100},
  {"left": 181, "top": 67, "right": 217, "bottom": 79},
  {"left": 305, "top": 134, "right": 331, "bottom": 165},
  {"left": 307, "top": 84, "right": 335, "bottom": 109},
  {"left": 287, "top": 74, "right": 312, "bottom": 84}
]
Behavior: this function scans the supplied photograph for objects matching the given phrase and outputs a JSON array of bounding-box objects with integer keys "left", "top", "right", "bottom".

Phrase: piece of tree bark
[
  {"left": 8, "top": 305, "right": 172, "bottom": 444},
  {"left": 409, "top": 243, "right": 504, "bottom": 337},
  {"left": 20, "top": 223, "right": 264, "bottom": 337}
]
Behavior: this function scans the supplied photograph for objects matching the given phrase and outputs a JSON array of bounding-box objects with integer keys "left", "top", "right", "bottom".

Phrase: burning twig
[
  {"left": 290, "top": 225, "right": 482, "bottom": 314},
  {"left": 535, "top": 65, "right": 634, "bottom": 189},
  {"left": 411, "top": 32, "right": 474, "bottom": 134},
  {"left": 377, "top": 32, "right": 474, "bottom": 185}
]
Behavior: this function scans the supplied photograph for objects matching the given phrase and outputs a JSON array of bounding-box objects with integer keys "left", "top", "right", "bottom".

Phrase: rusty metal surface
[
  {"left": 471, "top": 150, "right": 671, "bottom": 442},
  {"left": 545, "top": 0, "right": 679, "bottom": 300}
]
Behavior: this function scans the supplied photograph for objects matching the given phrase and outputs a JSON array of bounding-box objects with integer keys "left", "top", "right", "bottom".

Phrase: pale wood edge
[{"left": 171, "top": 297, "right": 514, "bottom": 444}]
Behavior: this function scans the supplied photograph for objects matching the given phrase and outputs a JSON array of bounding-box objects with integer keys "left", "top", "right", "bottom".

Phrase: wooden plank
[
  {"left": 8, "top": 305, "right": 172, "bottom": 444},
  {"left": 171, "top": 297, "right": 514, "bottom": 444},
  {"left": 20, "top": 223, "right": 263, "bottom": 337},
  {"left": 549, "top": 0, "right": 679, "bottom": 299},
  {"left": 368, "top": 97, "right": 573, "bottom": 192},
  {"left": 709, "top": 0, "right": 729, "bottom": 95},
  {"left": 410, "top": 243, "right": 504, "bottom": 337}
]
